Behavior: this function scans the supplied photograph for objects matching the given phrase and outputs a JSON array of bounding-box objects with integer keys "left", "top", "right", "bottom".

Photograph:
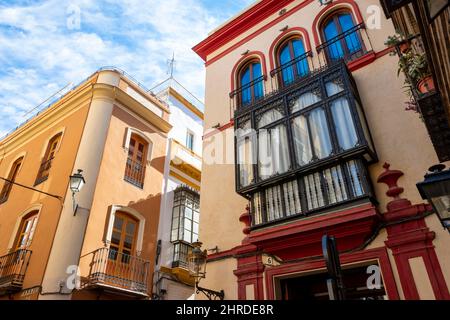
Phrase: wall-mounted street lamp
[
  {"left": 69, "top": 169, "right": 85, "bottom": 215},
  {"left": 417, "top": 164, "right": 450, "bottom": 233},
  {"left": 188, "top": 241, "right": 224, "bottom": 300}
]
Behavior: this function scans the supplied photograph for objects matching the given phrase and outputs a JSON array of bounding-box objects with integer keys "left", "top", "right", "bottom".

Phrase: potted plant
[
  {"left": 385, "top": 32, "right": 410, "bottom": 54},
  {"left": 397, "top": 51, "right": 435, "bottom": 94}
]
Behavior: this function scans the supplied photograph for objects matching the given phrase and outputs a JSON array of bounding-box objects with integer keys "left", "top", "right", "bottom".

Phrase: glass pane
[
  {"left": 258, "top": 124, "right": 290, "bottom": 179},
  {"left": 280, "top": 43, "right": 294, "bottom": 85},
  {"left": 324, "top": 19, "right": 344, "bottom": 60},
  {"left": 304, "top": 172, "right": 325, "bottom": 210},
  {"left": 183, "top": 229, "right": 191, "bottom": 242},
  {"left": 109, "top": 248, "right": 118, "bottom": 261},
  {"left": 193, "top": 222, "right": 199, "bottom": 234},
  {"left": 111, "top": 231, "right": 121, "bottom": 245},
  {"left": 347, "top": 160, "right": 364, "bottom": 196},
  {"left": 331, "top": 98, "right": 358, "bottom": 150},
  {"left": 291, "top": 92, "right": 321, "bottom": 113},
  {"left": 241, "top": 66, "right": 252, "bottom": 105},
  {"left": 252, "top": 63, "right": 264, "bottom": 100},
  {"left": 184, "top": 218, "right": 192, "bottom": 231},
  {"left": 283, "top": 180, "right": 302, "bottom": 216},
  {"left": 185, "top": 207, "right": 193, "bottom": 220},
  {"left": 265, "top": 185, "right": 283, "bottom": 222},
  {"left": 193, "top": 211, "right": 200, "bottom": 223},
  {"left": 309, "top": 108, "right": 332, "bottom": 159},
  {"left": 114, "top": 217, "right": 123, "bottom": 230},
  {"left": 124, "top": 235, "right": 133, "bottom": 249},
  {"left": 126, "top": 221, "right": 136, "bottom": 235},
  {"left": 326, "top": 80, "right": 344, "bottom": 96},
  {"left": 238, "top": 137, "right": 254, "bottom": 187},
  {"left": 292, "top": 39, "right": 309, "bottom": 77},
  {"left": 257, "top": 108, "right": 283, "bottom": 128},
  {"left": 324, "top": 165, "right": 348, "bottom": 204},
  {"left": 292, "top": 115, "right": 313, "bottom": 165},
  {"left": 192, "top": 233, "right": 199, "bottom": 243},
  {"left": 339, "top": 14, "right": 361, "bottom": 53}
]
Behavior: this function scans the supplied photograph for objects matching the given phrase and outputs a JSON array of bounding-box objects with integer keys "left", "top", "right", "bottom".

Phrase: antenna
[{"left": 167, "top": 52, "right": 176, "bottom": 78}]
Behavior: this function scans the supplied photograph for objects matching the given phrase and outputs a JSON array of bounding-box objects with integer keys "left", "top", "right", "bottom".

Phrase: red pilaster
[{"left": 378, "top": 163, "right": 450, "bottom": 300}]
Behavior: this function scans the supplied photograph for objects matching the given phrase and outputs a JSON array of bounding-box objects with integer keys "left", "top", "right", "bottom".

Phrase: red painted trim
[
  {"left": 347, "top": 51, "right": 376, "bottom": 72},
  {"left": 268, "top": 27, "right": 312, "bottom": 70},
  {"left": 193, "top": 0, "right": 296, "bottom": 61},
  {"left": 202, "top": 120, "right": 234, "bottom": 140},
  {"left": 264, "top": 247, "right": 400, "bottom": 300},
  {"left": 311, "top": 0, "right": 364, "bottom": 48},
  {"left": 230, "top": 51, "right": 268, "bottom": 92},
  {"left": 201, "top": 0, "right": 316, "bottom": 67}
]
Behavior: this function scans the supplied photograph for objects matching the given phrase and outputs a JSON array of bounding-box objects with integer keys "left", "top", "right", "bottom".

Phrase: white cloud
[{"left": 0, "top": 0, "right": 254, "bottom": 137}]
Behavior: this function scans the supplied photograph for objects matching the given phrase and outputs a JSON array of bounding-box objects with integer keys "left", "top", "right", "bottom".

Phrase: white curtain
[
  {"left": 291, "top": 115, "right": 313, "bottom": 165},
  {"left": 324, "top": 166, "right": 348, "bottom": 204},
  {"left": 237, "top": 137, "right": 254, "bottom": 187},
  {"left": 331, "top": 98, "right": 358, "bottom": 150},
  {"left": 257, "top": 108, "right": 283, "bottom": 128},
  {"left": 265, "top": 185, "right": 283, "bottom": 222},
  {"left": 291, "top": 92, "right": 321, "bottom": 113},
  {"left": 326, "top": 81, "right": 344, "bottom": 96},
  {"left": 309, "top": 108, "right": 332, "bottom": 159},
  {"left": 347, "top": 160, "right": 364, "bottom": 196},
  {"left": 258, "top": 124, "right": 290, "bottom": 179},
  {"left": 304, "top": 172, "right": 325, "bottom": 210}
]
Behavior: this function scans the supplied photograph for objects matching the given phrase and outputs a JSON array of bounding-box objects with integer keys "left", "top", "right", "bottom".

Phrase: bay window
[{"left": 235, "top": 61, "right": 376, "bottom": 227}]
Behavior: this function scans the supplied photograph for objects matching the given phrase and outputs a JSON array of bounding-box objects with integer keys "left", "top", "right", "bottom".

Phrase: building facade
[
  {"left": 193, "top": 0, "right": 450, "bottom": 300},
  {"left": 152, "top": 78, "right": 204, "bottom": 300},
  {"left": 0, "top": 68, "right": 172, "bottom": 300}
]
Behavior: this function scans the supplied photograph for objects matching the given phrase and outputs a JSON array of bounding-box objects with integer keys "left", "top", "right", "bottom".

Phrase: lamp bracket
[{"left": 195, "top": 281, "right": 224, "bottom": 300}]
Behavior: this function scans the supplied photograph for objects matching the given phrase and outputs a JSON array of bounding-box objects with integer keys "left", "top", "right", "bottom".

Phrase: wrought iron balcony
[
  {"left": 230, "top": 75, "right": 266, "bottom": 111},
  {"left": 0, "top": 249, "right": 32, "bottom": 294},
  {"left": 270, "top": 51, "right": 313, "bottom": 89},
  {"left": 317, "top": 23, "right": 369, "bottom": 64},
  {"left": 84, "top": 247, "right": 150, "bottom": 296},
  {"left": 124, "top": 157, "right": 146, "bottom": 188}
]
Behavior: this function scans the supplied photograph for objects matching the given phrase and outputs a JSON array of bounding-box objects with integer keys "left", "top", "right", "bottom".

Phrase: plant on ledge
[
  {"left": 385, "top": 32, "right": 410, "bottom": 54},
  {"left": 397, "top": 50, "right": 435, "bottom": 95}
]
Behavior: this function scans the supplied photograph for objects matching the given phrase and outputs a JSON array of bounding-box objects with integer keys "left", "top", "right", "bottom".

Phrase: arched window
[
  {"left": 277, "top": 37, "right": 309, "bottom": 85},
  {"left": 321, "top": 11, "right": 363, "bottom": 62},
  {"left": 0, "top": 157, "right": 23, "bottom": 204},
  {"left": 124, "top": 133, "right": 149, "bottom": 188},
  {"left": 35, "top": 132, "right": 62, "bottom": 185},
  {"left": 239, "top": 60, "right": 264, "bottom": 107},
  {"left": 14, "top": 211, "right": 39, "bottom": 250}
]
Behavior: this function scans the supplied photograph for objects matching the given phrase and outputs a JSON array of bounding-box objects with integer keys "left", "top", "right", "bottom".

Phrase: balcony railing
[
  {"left": 171, "top": 241, "right": 193, "bottom": 269},
  {"left": 34, "top": 158, "right": 53, "bottom": 186},
  {"left": 0, "top": 249, "right": 32, "bottom": 293},
  {"left": 251, "top": 159, "right": 372, "bottom": 227},
  {"left": 86, "top": 247, "right": 150, "bottom": 296},
  {"left": 230, "top": 75, "right": 266, "bottom": 111},
  {"left": 270, "top": 51, "right": 313, "bottom": 89},
  {"left": 317, "top": 23, "right": 368, "bottom": 64},
  {"left": 124, "top": 157, "right": 146, "bottom": 189}
]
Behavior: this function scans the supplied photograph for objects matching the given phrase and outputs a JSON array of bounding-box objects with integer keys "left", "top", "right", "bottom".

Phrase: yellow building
[
  {"left": 193, "top": 0, "right": 450, "bottom": 300},
  {"left": 0, "top": 68, "right": 172, "bottom": 300}
]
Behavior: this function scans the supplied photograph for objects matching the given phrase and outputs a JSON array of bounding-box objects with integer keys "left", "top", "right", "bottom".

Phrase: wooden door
[{"left": 106, "top": 212, "right": 139, "bottom": 289}]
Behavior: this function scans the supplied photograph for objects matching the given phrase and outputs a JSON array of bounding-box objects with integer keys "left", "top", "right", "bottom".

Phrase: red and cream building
[{"left": 193, "top": 0, "right": 450, "bottom": 300}]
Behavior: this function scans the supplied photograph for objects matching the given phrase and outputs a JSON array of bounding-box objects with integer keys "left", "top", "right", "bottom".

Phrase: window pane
[
  {"left": 292, "top": 39, "right": 309, "bottom": 77},
  {"left": 111, "top": 231, "right": 121, "bottom": 245},
  {"left": 290, "top": 92, "right": 321, "bottom": 113},
  {"left": 258, "top": 124, "right": 290, "bottom": 179},
  {"left": 324, "top": 19, "right": 344, "bottom": 60},
  {"left": 280, "top": 44, "right": 294, "bottom": 84},
  {"left": 113, "top": 217, "right": 123, "bottom": 230},
  {"left": 331, "top": 97, "right": 358, "bottom": 150},
  {"left": 237, "top": 137, "right": 255, "bottom": 187},
  {"left": 257, "top": 108, "right": 283, "bottom": 128},
  {"left": 309, "top": 108, "right": 332, "bottom": 159},
  {"left": 292, "top": 115, "right": 313, "bottom": 165},
  {"left": 193, "top": 222, "right": 199, "bottom": 234},
  {"left": 347, "top": 160, "right": 364, "bottom": 196},
  {"left": 185, "top": 207, "right": 193, "bottom": 220},
  {"left": 339, "top": 14, "right": 361, "bottom": 53},
  {"left": 193, "top": 211, "right": 200, "bottom": 223},
  {"left": 283, "top": 180, "right": 302, "bottom": 216},
  {"left": 253, "top": 192, "right": 263, "bottom": 225},
  {"left": 184, "top": 218, "right": 192, "bottom": 231},
  {"left": 326, "top": 80, "right": 344, "bottom": 96},
  {"left": 183, "top": 229, "right": 191, "bottom": 242}
]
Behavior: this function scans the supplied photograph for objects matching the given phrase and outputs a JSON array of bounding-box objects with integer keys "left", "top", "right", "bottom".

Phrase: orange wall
[
  {"left": 77, "top": 105, "right": 168, "bottom": 293},
  {"left": 0, "top": 102, "right": 90, "bottom": 293}
]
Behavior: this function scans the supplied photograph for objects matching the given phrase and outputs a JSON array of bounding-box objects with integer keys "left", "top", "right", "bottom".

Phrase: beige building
[
  {"left": 193, "top": 0, "right": 450, "bottom": 300},
  {"left": 0, "top": 68, "right": 171, "bottom": 300}
]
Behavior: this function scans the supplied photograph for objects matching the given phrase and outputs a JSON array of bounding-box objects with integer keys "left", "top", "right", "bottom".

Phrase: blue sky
[{"left": 0, "top": 0, "right": 255, "bottom": 137}]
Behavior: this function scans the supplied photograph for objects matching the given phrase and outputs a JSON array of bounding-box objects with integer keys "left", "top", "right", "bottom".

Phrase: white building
[{"left": 152, "top": 78, "right": 203, "bottom": 300}]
